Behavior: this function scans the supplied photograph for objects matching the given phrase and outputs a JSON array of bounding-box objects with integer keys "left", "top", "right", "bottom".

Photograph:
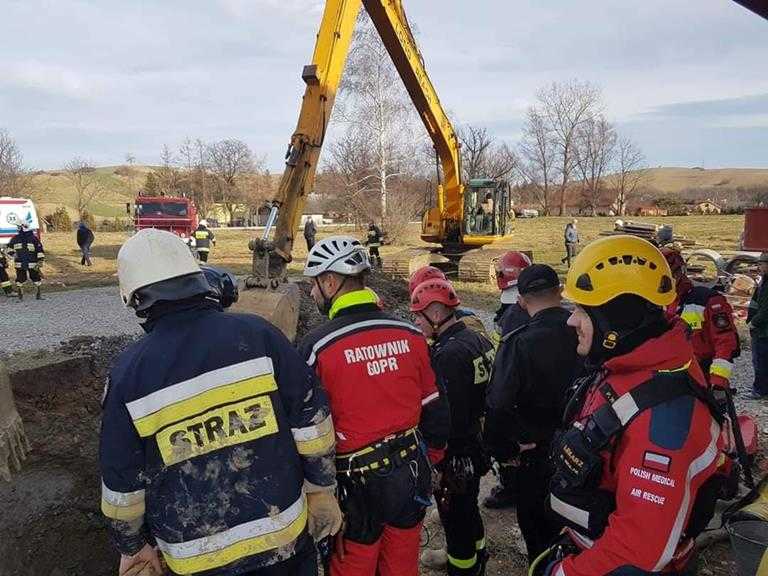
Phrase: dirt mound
[
  {"left": 0, "top": 335, "right": 136, "bottom": 576},
  {"left": 296, "top": 271, "right": 413, "bottom": 341}
]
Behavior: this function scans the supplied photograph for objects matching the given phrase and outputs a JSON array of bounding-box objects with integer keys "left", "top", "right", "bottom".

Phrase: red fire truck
[{"left": 132, "top": 196, "right": 198, "bottom": 239}]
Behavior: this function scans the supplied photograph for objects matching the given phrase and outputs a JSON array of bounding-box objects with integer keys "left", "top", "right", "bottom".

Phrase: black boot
[
  {"left": 35, "top": 285, "right": 42, "bottom": 300},
  {"left": 16, "top": 286, "right": 23, "bottom": 301}
]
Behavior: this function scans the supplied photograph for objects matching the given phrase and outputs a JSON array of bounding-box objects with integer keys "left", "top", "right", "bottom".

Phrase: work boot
[
  {"left": 483, "top": 485, "right": 516, "bottom": 509},
  {"left": 16, "top": 287, "right": 23, "bottom": 302},
  {"left": 35, "top": 285, "right": 42, "bottom": 300},
  {"left": 420, "top": 548, "right": 448, "bottom": 570}
]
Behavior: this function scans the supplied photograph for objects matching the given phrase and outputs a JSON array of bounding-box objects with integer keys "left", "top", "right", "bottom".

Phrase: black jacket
[
  {"left": 484, "top": 306, "right": 580, "bottom": 461},
  {"left": 77, "top": 225, "right": 94, "bottom": 248},
  {"left": 303, "top": 219, "right": 317, "bottom": 239},
  {"left": 431, "top": 322, "right": 495, "bottom": 452}
]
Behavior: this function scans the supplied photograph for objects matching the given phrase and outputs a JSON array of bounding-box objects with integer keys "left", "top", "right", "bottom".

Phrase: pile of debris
[{"left": 599, "top": 220, "right": 696, "bottom": 247}]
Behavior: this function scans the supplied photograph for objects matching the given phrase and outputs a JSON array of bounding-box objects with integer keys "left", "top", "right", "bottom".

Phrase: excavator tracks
[
  {"left": 382, "top": 248, "right": 433, "bottom": 279},
  {"left": 457, "top": 249, "right": 509, "bottom": 284}
]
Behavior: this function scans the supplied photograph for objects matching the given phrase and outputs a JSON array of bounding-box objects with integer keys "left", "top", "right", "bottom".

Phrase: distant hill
[
  {"left": 25, "top": 165, "right": 154, "bottom": 220},
  {"left": 20, "top": 165, "right": 768, "bottom": 220},
  {"left": 640, "top": 167, "right": 768, "bottom": 194}
]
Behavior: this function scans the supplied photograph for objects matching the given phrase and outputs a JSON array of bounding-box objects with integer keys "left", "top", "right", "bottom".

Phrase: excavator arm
[{"left": 248, "top": 0, "right": 463, "bottom": 290}]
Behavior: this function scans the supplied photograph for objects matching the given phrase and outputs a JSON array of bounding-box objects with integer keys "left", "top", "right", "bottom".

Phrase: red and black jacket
[
  {"left": 299, "top": 289, "right": 450, "bottom": 461},
  {"left": 667, "top": 282, "right": 739, "bottom": 391}
]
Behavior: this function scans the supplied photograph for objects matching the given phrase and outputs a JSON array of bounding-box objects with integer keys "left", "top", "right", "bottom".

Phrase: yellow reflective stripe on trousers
[
  {"left": 292, "top": 414, "right": 335, "bottom": 456},
  {"left": 157, "top": 494, "right": 307, "bottom": 575},
  {"left": 681, "top": 304, "right": 705, "bottom": 330},
  {"left": 448, "top": 552, "right": 477, "bottom": 570},
  {"left": 476, "top": 537, "right": 486, "bottom": 550},
  {"left": 710, "top": 358, "right": 733, "bottom": 379},
  {"left": 101, "top": 481, "right": 146, "bottom": 521},
  {"left": 132, "top": 374, "right": 277, "bottom": 438}
]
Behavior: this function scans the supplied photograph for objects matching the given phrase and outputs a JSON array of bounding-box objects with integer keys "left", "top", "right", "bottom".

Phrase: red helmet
[
  {"left": 410, "top": 279, "right": 460, "bottom": 312},
  {"left": 495, "top": 251, "right": 532, "bottom": 291},
  {"left": 661, "top": 247, "right": 686, "bottom": 274},
  {"left": 408, "top": 266, "right": 446, "bottom": 294}
]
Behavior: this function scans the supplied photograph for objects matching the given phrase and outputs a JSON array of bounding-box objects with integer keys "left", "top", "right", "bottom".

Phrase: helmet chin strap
[
  {"left": 315, "top": 275, "right": 348, "bottom": 317},
  {"left": 420, "top": 309, "right": 454, "bottom": 334}
]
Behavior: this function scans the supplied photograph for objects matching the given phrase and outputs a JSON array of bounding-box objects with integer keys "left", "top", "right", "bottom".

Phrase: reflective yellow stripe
[
  {"left": 659, "top": 361, "right": 692, "bottom": 374},
  {"left": 101, "top": 482, "right": 146, "bottom": 520},
  {"left": 328, "top": 288, "right": 379, "bottom": 320},
  {"left": 159, "top": 495, "right": 307, "bottom": 574},
  {"left": 132, "top": 374, "right": 277, "bottom": 437},
  {"left": 293, "top": 415, "right": 335, "bottom": 456},
  {"left": 710, "top": 359, "right": 733, "bottom": 379},
  {"left": 0, "top": 281, "right": 10, "bottom": 288},
  {"left": 448, "top": 553, "right": 477, "bottom": 569},
  {"left": 101, "top": 499, "right": 146, "bottom": 520},
  {"left": 476, "top": 537, "right": 486, "bottom": 551},
  {"left": 681, "top": 304, "right": 705, "bottom": 330}
]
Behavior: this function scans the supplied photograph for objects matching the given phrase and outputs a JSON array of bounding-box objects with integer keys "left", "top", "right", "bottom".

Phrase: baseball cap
[{"left": 518, "top": 264, "right": 560, "bottom": 295}]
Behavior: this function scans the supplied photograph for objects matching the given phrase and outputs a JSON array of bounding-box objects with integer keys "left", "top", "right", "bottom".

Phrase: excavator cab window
[{"left": 464, "top": 179, "right": 510, "bottom": 237}]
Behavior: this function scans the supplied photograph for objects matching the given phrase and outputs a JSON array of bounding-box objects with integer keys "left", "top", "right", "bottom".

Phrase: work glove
[
  {"left": 118, "top": 543, "right": 164, "bottom": 576},
  {"left": 306, "top": 488, "right": 343, "bottom": 542}
]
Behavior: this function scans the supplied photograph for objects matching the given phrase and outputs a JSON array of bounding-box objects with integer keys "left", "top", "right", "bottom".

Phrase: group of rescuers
[{"left": 101, "top": 222, "right": 748, "bottom": 576}]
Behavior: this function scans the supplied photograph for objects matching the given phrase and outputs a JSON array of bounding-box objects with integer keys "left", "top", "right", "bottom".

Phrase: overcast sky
[{"left": 1, "top": 0, "right": 766, "bottom": 171}]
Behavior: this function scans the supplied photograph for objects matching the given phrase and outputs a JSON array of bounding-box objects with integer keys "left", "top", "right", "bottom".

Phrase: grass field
[{"left": 26, "top": 215, "right": 746, "bottom": 309}]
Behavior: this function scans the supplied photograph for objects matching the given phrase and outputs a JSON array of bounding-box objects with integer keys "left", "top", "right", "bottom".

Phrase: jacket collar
[
  {"left": 603, "top": 319, "right": 693, "bottom": 376},
  {"left": 436, "top": 320, "right": 466, "bottom": 344},
  {"left": 328, "top": 288, "right": 381, "bottom": 320}
]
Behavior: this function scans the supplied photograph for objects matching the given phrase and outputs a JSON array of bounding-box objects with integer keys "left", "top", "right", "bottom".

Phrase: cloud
[
  {"left": 643, "top": 93, "right": 768, "bottom": 119},
  {"left": 1, "top": 61, "right": 105, "bottom": 100}
]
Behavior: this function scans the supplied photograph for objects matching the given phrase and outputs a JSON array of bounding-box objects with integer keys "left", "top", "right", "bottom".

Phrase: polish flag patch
[{"left": 643, "top": 451, "right": 671, "bottom": 473}]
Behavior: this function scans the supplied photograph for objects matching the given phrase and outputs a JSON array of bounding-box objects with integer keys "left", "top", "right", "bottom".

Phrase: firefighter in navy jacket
[
  {"left": 0, "top": 247, "right": 13, "bottom": 295},
  {"left": 193, "top": 219, "right": 216, "bottom": 263},
  {"left": 661, "top": 247, "right": 740, "bottom": 404},
  {"left": 543, "top": 236, "right": 725, "bottom": 576},
  {"left": 7, "top": 222, "right": 45, "bottom": 300},
  {"left": 300, "top": 235, "right": 450, "bottom": 576},
  {"left": 100, "top": 229, "right": 341, "bottom": 576},
  {"left": 410, "top": 278, "right": 494, "bottom": 575}
]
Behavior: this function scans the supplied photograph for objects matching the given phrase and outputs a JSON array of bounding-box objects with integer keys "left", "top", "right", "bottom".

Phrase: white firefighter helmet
[
  {"left": 199, "top": 219, "right": 208, "bottom": 227},
  {"left": 304, "top": 235, "right": 370, "bottom": 278},
  {"left": 118, "top": 229, "right": 201, "bottom": 307}
]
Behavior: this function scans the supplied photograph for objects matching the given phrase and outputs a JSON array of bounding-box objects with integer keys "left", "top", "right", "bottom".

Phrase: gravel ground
[{"left": 0, "top": 286, "right": 141, "bottom": 354}]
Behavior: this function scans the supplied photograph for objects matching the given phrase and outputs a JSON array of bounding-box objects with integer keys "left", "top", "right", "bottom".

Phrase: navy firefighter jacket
[{"left": 99, "top": 305, "right": 336, "bottom": 576}]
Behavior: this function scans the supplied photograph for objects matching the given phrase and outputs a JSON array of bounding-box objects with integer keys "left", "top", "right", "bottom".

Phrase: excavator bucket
[
  {"left": 231, "top": 282, "right": 302, "bottom": 343},
  {"left": 0, "top": 359, "right": 29, "bottom": 482}
]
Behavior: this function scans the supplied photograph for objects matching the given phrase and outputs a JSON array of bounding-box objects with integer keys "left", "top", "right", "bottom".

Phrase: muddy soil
[
  {"left": 0, "top": 336, "right": 137, "bottom": 576},
  {"left": 0, "top": 273, "right": 754, "bottom": 576}
]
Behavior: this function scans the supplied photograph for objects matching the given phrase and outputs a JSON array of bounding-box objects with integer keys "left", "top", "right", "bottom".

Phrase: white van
[{"left": 0, "top": 197, "right": 41, "bottom": 247}]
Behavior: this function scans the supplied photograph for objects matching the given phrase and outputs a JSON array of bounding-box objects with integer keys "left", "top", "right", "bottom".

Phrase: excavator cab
[{"left": 462, "top": 179, "right": 513, "bottom": 244}]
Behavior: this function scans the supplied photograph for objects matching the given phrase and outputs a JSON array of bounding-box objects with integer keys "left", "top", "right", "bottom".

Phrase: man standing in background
[
  {"left": 562, "top": 218, "right": 579, "bottom": 267},
  {"left": 304, "top": 217, "right": 317, "bottom": 251},
  {"left": 77, "top": 221, "right": 95, "bottom": 266}
]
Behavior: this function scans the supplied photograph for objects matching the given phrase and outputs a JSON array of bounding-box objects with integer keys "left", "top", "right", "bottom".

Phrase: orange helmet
[
  {"left": 408, "top": 266, "right": 446, "bottom": 294},
  {"left": 495, "top": 251, "right": 532, "bottom": 291},
  {"left": 410, "top": 279, "right": 460, "bottom": 312}
]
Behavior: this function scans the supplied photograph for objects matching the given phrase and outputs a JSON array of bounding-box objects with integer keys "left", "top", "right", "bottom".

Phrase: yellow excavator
[{"left": 235, "top": 0, "right": 515, "bottom": 338}]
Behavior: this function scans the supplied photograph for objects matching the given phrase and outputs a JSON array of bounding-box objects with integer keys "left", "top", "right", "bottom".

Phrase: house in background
[{"left": 695, "top": 200, "right": 722, "bottom": 214}]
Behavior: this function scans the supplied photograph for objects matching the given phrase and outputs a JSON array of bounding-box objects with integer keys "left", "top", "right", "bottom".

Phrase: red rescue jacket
[
  {"left": 299, "top": 289, "right": 449, "bottom": 460},
  {"left": 667, "top": 280, "right": 739, "bottom": 390},
  {"left": 557, "top": 322, "right": 724, "bottom": 575}
]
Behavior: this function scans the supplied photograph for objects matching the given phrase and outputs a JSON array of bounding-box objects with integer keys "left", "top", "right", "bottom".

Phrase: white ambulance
[{"left": 0, "top": 197, "right": 41, "bottom": 247}]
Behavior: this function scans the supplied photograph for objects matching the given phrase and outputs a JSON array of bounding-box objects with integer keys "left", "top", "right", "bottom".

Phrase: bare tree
[
  {"left": 518, "top": 108, "right": 556, "bottom": 215},
  {"left": 0, "top": 130, "right": 29, "bottom": 197},
  {"left": 154, "top": 144, "right": 182, "bottom": 197},
  {"left": 536, "top": 81, "right": 603, "bottom": 215},
  {"left": 574, "top": 116, "right": 617, "bottom": 215},
  {"left": 458, "top": 125, "right": 518, "bottom": 181},
  {"left": 206, "top": 139, "right": 254, "bottom": 223},
  {"left": 612, "top": 137, "right": 647, "bottom": 216},
  {"left": 334, "top": 11, "right": 427, "bottom": 228},
  {"left": 64, "top": 157, "right": 104, "bottom": 219}
]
